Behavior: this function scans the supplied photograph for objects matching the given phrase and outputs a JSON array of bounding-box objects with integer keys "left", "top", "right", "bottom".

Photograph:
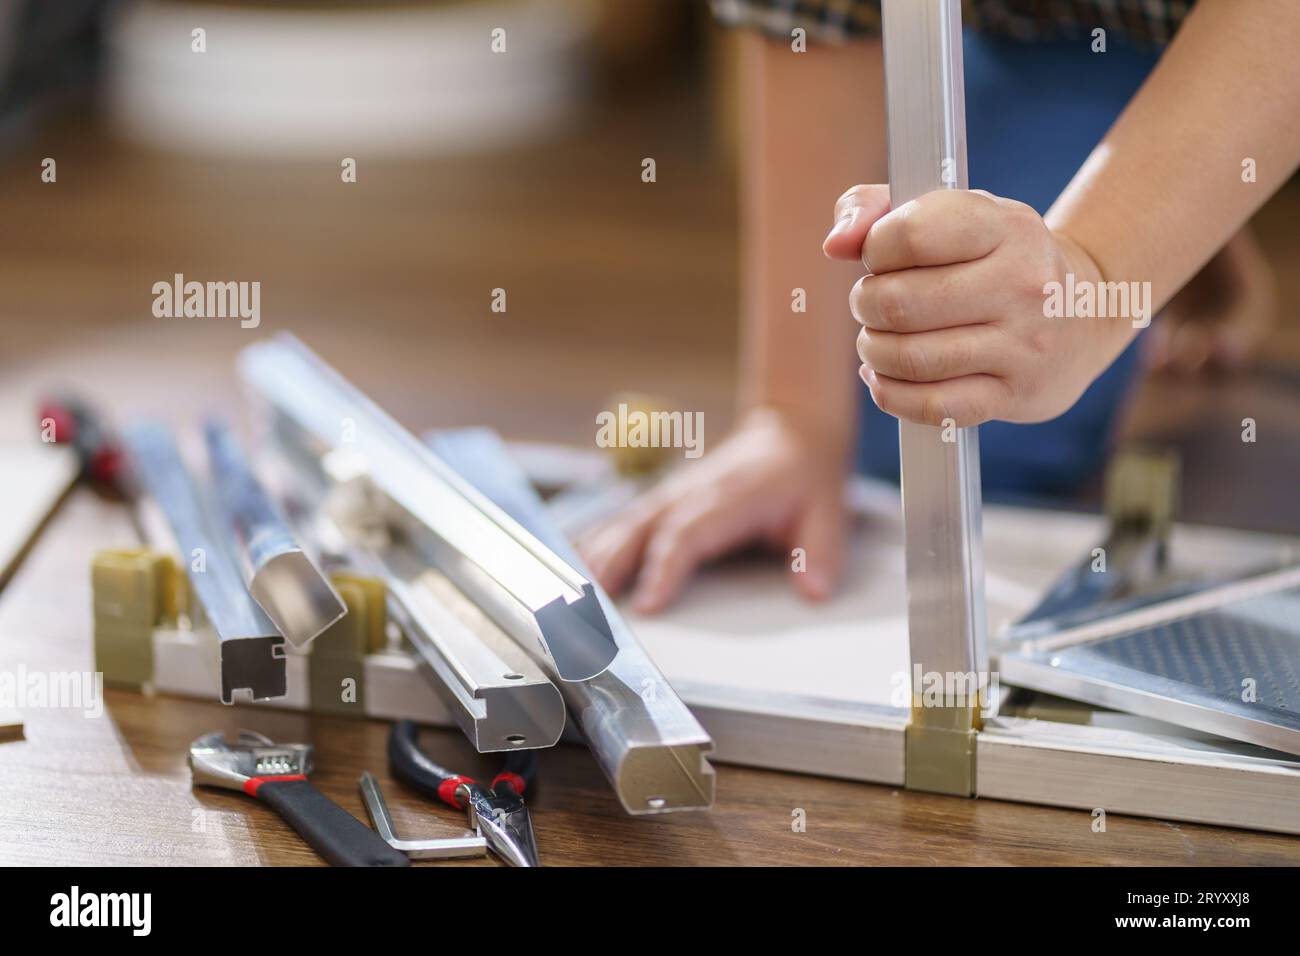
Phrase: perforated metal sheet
[
  {"left": 1065, "top": 591, "right": 1300, "bottom": 712},
  {"left": 1001, "top": 582, "right": 1300, "bottom": 755}
]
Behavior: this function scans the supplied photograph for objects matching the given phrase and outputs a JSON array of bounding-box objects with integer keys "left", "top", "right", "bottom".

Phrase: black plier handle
[
  {"left": 388, "top": 720, "right": 539, "bottom": 808},
  {"left": 388, "top": 721, "right": 542, "bottom": 867}
]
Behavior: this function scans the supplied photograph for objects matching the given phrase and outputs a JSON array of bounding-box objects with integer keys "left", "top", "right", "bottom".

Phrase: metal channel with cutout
[
  {"left": 204, "top": 418, "right": 346, "bottom": 649},
  {"left": 428, "top": 429, "right": 716, "bottom": 814},
  {"left": 124, "top": 422, "right": 286, "bottom": 702},
  {"left": 239, "top": 335, "right": 618, "bottom": 684},
  {"left": 380, "top": 548, "right": 566, "bottom": 752},
  {"left": 260, "top": 426, "right": 566, "bottom": 753}
]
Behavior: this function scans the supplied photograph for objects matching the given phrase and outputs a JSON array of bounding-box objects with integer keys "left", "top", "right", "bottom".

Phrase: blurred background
[{"left": 1, "top": 0, "right": 1297, "bottom": 531}]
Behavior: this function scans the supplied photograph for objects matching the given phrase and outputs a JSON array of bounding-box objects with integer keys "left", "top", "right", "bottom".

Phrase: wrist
[
  {"left": 739, "top": 403, "right": 854, "bottom": 463},
  {"left": 1052, "top": 229, "right": 1144, "bottom": 368}
]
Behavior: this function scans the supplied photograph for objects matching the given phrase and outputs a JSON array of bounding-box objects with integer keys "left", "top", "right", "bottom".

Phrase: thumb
[
  {"left": 788, "top": 495, "right": 846, "bottom": 602},
  {"left": 823, "top": 184, "right": 891, "bottom": 262}
]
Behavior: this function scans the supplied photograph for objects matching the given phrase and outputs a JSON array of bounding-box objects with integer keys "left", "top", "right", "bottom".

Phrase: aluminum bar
[
  {"left": 238, "top": 335, "right": 617, "bottom": 683},
  {"left": 123, "top": 421, "right": 286, "bottom": 702},
  {"left": 428, "top": 428, "right": 715, "bottom": 814},
  {"left": 882, "top": 0, "right": 988, "bottom": 795},
  {"left": 259, "top": 428, "right": 566, "bottom": 753},
  {"left": 363, "top": 542, "right": 565, "bottom": 751},
  {"left": 204, "top": 418, "right": 345, "bottom": 648}
]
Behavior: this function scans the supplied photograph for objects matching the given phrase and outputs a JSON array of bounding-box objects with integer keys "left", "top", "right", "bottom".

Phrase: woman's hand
[
  {"left": 823, "top": 184, "right": 1136, "bottom": 427},
  {"left": 577, "top": 407, "right": 849, "bottom": 614}
]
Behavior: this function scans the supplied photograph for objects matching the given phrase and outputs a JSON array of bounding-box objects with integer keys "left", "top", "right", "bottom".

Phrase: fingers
[
  {"left": 849, "top": 258, "right": 1007, "bottom": 333},
  {"left": 788, "top": 495, "right": 844, "bottom": 601},
  {"left": 856, "top": 325, "right": 1008, "bottom": 383},
  {"left": 577, "top": 499, "right": 663, "bottom": 598},
  {"left": 586, "top": 491, "right": 841, "bottom": 613},
  {"left": 859, "top": 367, "right": 1015, "bottom": 428},
  {"left": 630, "top": 495, "right": 757, "bottom": 614},
  {"left": 863, "top": 190, "right": 1010, "bottom": 274},
  {"left": 823, "top": 184, "right": 891, "bottom": 261}
]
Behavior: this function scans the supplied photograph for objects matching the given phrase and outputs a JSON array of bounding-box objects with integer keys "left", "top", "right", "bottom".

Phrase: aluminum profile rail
[
  {"left": 258, "top": 429, "right": 567, "bottom": 753},
  {"left": 428, "top": 428, "right": 715, "bottom": 814},
  {"left": 204, "top": 418, "right": 346, "bottom": 649},
  {"left": 238, "top": 335, "right": 618, "bottom": 683},
  {"left": 123, "top": 421, "right": 286, "bottom": 703},
  {"left": 379, "top": 549, "right": 567, "bottom": 751},
  {"left": 882, "top": 0, "right": 988, "bottom": 796}
]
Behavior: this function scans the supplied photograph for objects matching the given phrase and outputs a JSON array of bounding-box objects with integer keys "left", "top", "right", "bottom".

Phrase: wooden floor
[{"left": 2, "top": 89, "right": 1300, "bottom": 866}]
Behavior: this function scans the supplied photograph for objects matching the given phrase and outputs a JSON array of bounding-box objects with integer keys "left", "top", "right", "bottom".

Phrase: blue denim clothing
[{"left": 856, "top": 30, "right": 1160, "bottom": 499}]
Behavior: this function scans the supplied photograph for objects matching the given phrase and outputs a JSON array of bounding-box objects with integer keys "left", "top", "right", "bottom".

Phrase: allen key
[{"left": 358, "top": 771, "right": 487, "bottom": 861}]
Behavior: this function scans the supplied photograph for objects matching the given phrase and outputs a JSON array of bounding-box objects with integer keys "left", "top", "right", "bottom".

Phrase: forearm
[
  {"left": 1047, "top": 0, "right": 1300, "bottom": 352},
  {"left": 737, "top": 32, "right": 886, "bottom": 449}
]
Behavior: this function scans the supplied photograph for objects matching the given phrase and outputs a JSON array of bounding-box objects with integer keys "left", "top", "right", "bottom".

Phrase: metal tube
[
  {"left": 204, "top": 418, "right": 346, "bottom": 649},
  {"left": 359, "top": 543, "right": 566, "bottom": 752},
  {"left": 124, "top": 422, "right": 286, "bottom": 703},
  {"left": 882, "top": 0, "right": 988, "bottom": 794},
  {"left": 258, "top": 426, "right": 566, "bottom": 753},
  {"left": 427, "top": 429, "right": 715, "bottom": 814},
  {"left": 238, "top": 335, "right": 618, "bottom": 683}
]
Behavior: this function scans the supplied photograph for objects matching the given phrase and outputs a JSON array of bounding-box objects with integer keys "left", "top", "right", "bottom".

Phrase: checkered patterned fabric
[{"left": 710, "top": 0, "right": 1195, "bottom": 47}]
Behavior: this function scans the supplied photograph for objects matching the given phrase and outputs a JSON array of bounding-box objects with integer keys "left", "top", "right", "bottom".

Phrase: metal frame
[
  {"left": 976, "top": 715, "right": 1300, "bottom": 835},
  {"left": 999, "top": 564, "right": 1300, "bottom": 756},
  {"left": 1012, "top": 563, "right": 1300, "bottom": 657},
  {"left": 676, "top": 680, "right": 908, "bottom": 785},
  {"left": 124, "top": 422, "right": 286, "bottom": 703},
  {"left": 882, "top": 0, "right": 987, "bottom": 795},
  {"left": 239, "top": 335, "right": 618, "bottom": 683},
  {"left": 145, "top": 608, "right": 1300, "bottom": 834}
]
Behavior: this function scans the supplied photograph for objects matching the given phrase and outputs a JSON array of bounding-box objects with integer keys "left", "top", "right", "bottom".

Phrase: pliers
[{"left": 388, "top": 720, "right": 541, "bottom": 868}]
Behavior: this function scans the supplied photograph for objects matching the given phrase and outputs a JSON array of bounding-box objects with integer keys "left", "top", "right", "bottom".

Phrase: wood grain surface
[{"left": 2, "top": 487, "right": 1299, "bottom": 866}]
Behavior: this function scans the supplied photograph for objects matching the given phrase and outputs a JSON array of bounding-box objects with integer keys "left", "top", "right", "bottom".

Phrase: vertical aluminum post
[{"left": 881, "top": 0, "right": 988, "bottom": 795}]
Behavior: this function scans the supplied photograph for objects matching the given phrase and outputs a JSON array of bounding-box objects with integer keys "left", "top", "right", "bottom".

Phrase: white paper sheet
[{"left": 623, "top": 492, "right": 1288, "bottom": 708}]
